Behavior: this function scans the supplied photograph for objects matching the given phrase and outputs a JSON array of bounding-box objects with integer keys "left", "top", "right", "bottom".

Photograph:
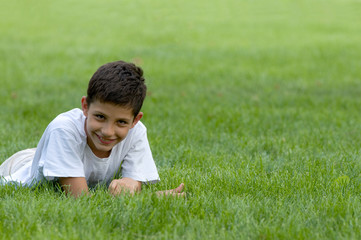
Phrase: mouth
[{"left": 96, "top": 134, "right": 116, "bottom": 145}]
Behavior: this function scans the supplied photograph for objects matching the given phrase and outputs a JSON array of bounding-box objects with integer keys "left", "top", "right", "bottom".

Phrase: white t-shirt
[{"left": 1, "top": 108, "right": 160, "bottom": 187}]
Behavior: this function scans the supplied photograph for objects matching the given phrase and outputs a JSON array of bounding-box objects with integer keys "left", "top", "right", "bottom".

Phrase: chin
[{"left": 97, "top": 145, "right": 113, "bottom": 152}]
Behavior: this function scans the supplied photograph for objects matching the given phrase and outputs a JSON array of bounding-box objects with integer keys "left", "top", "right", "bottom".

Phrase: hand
[
  {"left": 156, "top": 183, "right": 185, "bottom": 197},
  {"left": 108, "top": 177, "right": 142, "bottom": 196}
]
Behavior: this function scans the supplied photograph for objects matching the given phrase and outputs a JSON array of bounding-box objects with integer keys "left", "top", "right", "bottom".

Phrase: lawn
[{"left": 1, "top": 0, "right": 361, "bottom": 239}]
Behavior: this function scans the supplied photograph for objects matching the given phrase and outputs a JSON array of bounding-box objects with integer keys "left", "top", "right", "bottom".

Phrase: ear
[
  {"left": 81, "top": 96, "right": 89, "bottom": 117},
  {"left": 131, "top": 112, "right": 143, "bottom": 128}
]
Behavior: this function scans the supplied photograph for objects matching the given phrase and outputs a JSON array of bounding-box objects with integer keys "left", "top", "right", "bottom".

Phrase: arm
[
  {"left": 109, "top": 178, "right": 185, "bottom": 197},
  {"left": 59, "top": 177, "right": 89, "bottom": 198},
  {"left": 60, "top": 176, "right": 185, "bottom": 197}
]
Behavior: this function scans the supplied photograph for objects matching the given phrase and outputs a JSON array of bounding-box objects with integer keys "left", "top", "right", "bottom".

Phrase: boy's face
[{"left": 81, "top": 97, "right": 143, "bottom": 158}]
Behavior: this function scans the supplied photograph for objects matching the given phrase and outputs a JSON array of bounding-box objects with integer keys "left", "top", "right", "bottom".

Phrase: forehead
[{"left": 89, "top": 100, "right": 134, "bottom": 118}]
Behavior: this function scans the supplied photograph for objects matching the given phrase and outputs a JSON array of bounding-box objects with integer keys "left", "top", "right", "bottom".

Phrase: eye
[
  {"left": 94, "top": 114, "right": 105, "bottom": 120},
  {"left": 117, "top": 120, "right": 127, "bottom": 125}
]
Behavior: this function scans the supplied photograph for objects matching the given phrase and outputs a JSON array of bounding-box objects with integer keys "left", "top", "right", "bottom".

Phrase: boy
[{"left": 0, "top": 60, "right": 184, "bottom": 197}]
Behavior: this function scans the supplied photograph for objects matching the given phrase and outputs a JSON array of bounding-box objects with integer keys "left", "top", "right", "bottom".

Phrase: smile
[{"left": 96, "top": 134, "right": 116, "bottom": 145}]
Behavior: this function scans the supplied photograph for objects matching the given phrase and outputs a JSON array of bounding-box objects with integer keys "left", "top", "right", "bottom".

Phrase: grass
[{"left": 1, "top": 0, "right": 361, "bottom": 239}]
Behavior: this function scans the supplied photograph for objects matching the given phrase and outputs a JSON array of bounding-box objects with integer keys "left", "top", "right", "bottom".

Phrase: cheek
[
  {"left": 87, "top": 119, "right": 100, "bottom": 132},
  {"left": 116, "top": 128, "right": 130, "bottom": 139}
]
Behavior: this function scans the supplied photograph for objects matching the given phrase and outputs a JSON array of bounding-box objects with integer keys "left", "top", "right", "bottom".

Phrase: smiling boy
[{"left": 0, "top": 60, "right": 184, "bottom": 197}]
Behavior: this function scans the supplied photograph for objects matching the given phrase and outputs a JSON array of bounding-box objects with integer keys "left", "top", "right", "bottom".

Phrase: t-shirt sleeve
[
  {"left": 121, "top": 126, "right": 159, "bottom": 184},
  {"left": 41, "top": 128, "right": 85, "bottom": 180}
]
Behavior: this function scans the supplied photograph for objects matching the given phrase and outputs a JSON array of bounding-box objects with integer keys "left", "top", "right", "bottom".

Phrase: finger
[
  {"left": 109, "top": 185, "right": 119, "bottom": 195},
  {"left": 110, "top": 182, "right": 125, "bottom": 196},
  {"left": 108, "top": 182, "right": 116, "bottom": 191},
  {"left": 156, "top": 190, "right": 171, "bottom": 196},
  {"left": 169, "top": 191, "right": 186, "bottom": 197},
  {"left": 156, "top": 190, "right": 186, "bottom": 198},
  {"left": 174, "top": 183, "right": 185, "bottom": 193}
]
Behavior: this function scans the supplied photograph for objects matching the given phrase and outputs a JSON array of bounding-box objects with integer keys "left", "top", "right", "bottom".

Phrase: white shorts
[{"left": 0, "top": 148, "right": 36, "bottom": 177}]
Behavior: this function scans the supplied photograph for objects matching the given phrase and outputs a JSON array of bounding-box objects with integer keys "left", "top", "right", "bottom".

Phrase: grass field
[{"left": 1, "top": 0, "right": 361, "bottom": 239}]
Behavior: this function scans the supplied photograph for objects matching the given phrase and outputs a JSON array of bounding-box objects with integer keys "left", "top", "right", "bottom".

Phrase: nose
[{"left": 101, "top": 123, "right": 115, "bottom": 137}]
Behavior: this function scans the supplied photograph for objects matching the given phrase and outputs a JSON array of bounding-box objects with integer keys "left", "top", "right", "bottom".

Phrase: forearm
[
  {"left": 59, "top": 176, "right": 140, "bottom": 197},
  {"left": 59, "top": 177, "right": 185, "bottom": 198},
  {"left": 59, "top": 177, "right": 89, "bottom": 198}
]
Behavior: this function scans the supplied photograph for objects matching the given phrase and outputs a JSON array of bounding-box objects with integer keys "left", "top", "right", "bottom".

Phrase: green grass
[{"left": 1, "top": 0, "right": 361, "bottom": 239}]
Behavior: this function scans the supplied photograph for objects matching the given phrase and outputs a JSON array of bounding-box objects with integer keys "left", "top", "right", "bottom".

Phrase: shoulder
[
  {"left": 49, "top": 108, "right": 84, "bottom": 127},
  {"left": 46, "top": 108, "right": 86, "bottom": 137},
  {"left": 51, "top": 108, "right": 84, "bottom": 124},
  {"left": 133, "top": 121, "right": 147, "bottom": 132},
  {"left": 129, "top": 121, "right": 147, "bottom": 137},
  {"left": 117, "top": 121, "right": 148, "bottom": 149}
]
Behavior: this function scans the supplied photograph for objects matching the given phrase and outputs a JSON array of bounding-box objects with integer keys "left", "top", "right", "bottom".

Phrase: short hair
[{"left": 86, "top": 60, "right": 147, "bottom": 117}]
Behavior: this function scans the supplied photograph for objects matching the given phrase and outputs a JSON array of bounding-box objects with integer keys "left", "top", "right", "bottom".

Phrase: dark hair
[{"left": 86, "top": 60, "right": 147, "bottom": 117}]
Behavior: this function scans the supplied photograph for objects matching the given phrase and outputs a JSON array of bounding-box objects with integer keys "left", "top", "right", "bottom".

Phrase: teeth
[
  {"left": 96, "top": 133, "right": 114, "bottom": 143},
  {"left": 99, "top": 136, "right": 112, "bottom": 142}
]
